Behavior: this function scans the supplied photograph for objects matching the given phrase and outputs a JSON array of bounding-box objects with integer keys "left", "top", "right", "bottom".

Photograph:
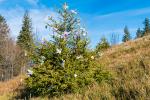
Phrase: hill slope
[
  {"left": 98, "top": 35, "right": 150, "bottom": 100},
  {"left": 0, "top": 35, "right": 150, "bottom": 100}
]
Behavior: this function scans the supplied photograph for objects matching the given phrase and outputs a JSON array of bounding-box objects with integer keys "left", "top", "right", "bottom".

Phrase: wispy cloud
[
  {"left": 95, "top": 7, "right": 150, "bottom": 19},
  {"left": 83, "top": 7, "right": 150, "bottom": 36},
  {"left": 0, "top": 0, "right": 5, "bottom": 3},
  {"left": 26, "top": 0, "right": 39, "bottom": 6},
  {"left": 82, "top": 7, "right": 149, "bottom": 47}
]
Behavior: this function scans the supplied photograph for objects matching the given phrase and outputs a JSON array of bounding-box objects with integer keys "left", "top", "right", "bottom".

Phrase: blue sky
[{"left": 0, "top": 0, "right": 150, "bottom": 48}]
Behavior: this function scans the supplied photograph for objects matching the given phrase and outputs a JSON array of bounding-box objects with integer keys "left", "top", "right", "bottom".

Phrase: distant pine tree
[
  {"left": 0, "top": 15, "right": 10, "bottom": 61},
  {"left": 143, "top": 18, "right": 150, "bottom": 36},
  {"left": 17, "top": 11, "right": 33, "bottom": 51},
  {"left": 136, "top": 28, "right": 143, "bottom": 39},
  {"left": 122, "top": 26, "right": 131, "bottom": 42}
]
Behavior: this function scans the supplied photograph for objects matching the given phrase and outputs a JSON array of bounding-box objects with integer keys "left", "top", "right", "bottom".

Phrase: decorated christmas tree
[{"left": 25, "top": 3, "right": 109, "bottom": 97}]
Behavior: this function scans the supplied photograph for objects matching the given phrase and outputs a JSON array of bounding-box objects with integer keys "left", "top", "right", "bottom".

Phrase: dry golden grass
[
  {"left": 100, "top": 35, "right": 150, "bottom": 65},
  {"left": 0, "top": 75, "right": 24, "bottom": 96},
  {"left": 97, "top": 35, "right": 150, "bottom": 100}
]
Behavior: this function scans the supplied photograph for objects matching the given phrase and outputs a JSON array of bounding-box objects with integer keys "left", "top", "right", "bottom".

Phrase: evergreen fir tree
[
  {"left": 0, "top": 15, "right": 9, "bottom": 46},
  {"left": 25, "top": 3, "right": 110, "bottom": 97},
  {"left": 96, "top": 37, "right": 110, "bottom": 52},
  {"left": 17, "top": 11, "right": 33, "bottom": 51},
  {"left": 143, "top": 18, "right": 150, "bottom": 36},
  {"left": 136, "top": 28, "right": 143, "bottom": 38},
  {"left": 122, "top": 26, "right": 131, "bottom": 42}
]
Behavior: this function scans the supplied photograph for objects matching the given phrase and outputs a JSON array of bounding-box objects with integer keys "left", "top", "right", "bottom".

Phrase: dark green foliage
[
  {"left": 135, "top": 18, "right": 150, "bottom": 39},
  {"left": 17, "top": 11, "right": 33, "bottom": 51},
  {"left": 26, "top": 43, "right": 95, "bottom": 96},
  {"left": 122, "top": 26, "right": 131, "bottom": 42},
  {"left": 143, "top": 18, "right": 150, "bottom": 36},
  {"left": 96, "top": 37, "right": 110, "bottom": 52},
  {"left": 16, "top": 11, "right": 34, "bottom": 82},
  {"left": 136, "top": 28, "right": 143, "bottom": 38},
  {"left": 93, "top": 68, "right": 111, "bottom": 84}
]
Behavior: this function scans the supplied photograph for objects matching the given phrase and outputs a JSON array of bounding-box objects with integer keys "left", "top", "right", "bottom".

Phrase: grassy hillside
[
  {"left": 50, "top": 35, "right": 150, "bottom": 100},
  {"left": 0, "top": 35, "right": 150, "bottom": 100},
  {"left": 98, "top": 35, "right": 150, "bottom": 100}
]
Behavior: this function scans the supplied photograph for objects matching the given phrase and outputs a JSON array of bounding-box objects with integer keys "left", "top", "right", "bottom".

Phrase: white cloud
[
  {"left": 29, "top": 8, "right": 56, "bottom": 40},
  {"left": 0, "top": 0, "right": 5, "bottom": 3},
  {"left": 0, "top": 7, "right": 56, "bottom": 40},
  {"left": 0, "top": 7, "right": 24, "bottom": 38}
]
